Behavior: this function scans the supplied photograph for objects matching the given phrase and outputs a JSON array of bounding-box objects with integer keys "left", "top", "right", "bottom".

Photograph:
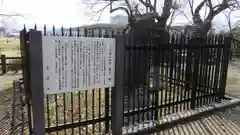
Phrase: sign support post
[
  {"left": 111, "top": 35, "right": 125, "bottom": 135},
  {"left": 28, "top": 30, "right": 45, "bottom": 134}
]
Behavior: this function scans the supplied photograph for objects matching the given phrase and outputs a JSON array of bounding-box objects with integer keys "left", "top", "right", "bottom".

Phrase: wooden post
[
  {"left": 11, "top": 80, "right": 17, "bottom": 130},
  {"left": 1, "top": 54, "right": 6, "bottom": 74}
]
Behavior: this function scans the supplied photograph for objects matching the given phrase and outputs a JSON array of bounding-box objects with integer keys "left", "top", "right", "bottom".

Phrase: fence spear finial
[{"left": 34, "top": 23, "right": 37, "bottom": 30}]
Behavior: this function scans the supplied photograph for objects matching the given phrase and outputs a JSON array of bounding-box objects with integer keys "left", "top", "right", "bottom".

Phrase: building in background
[
  {"left": 169, "top": 26, "right": 185, "bottom": 33},
  {"left": 110, "top": 15, "right": 128, "bottom": 25},
  {"left": 62, "top": 23, "right": 125, "bottom": 37},
  {"left": 0, "top": 27, "right": 6, "bottom": 37},
  {"left": 7, "top": 29, "right": 20, "bottom": 37}
]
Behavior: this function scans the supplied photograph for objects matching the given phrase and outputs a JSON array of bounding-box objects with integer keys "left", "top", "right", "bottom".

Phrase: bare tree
[
  {"left": 0, "top": 12, "right": 26, "bottom": 32},
  {"left": 222, "top": 8, "right": 240, "bottom": 58},
  {"left": 222, "top": 8, "right": 240, "bottom": 36},
  {"left": 83, "top": 0, "right": 186, "bottom": 34},
  {"left": 185, "top": 0, "right": 240, "bottom": 35}
]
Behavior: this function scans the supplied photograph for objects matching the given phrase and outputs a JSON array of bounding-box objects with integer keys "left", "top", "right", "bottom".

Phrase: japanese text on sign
[{"left": 42, "top": 36, "right": 115, "bottom": 94}]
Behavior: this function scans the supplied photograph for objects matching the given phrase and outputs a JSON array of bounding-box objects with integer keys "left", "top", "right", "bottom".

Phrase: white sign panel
[{"left": 42, "top": 36, "right": 116, "bottom": 94}]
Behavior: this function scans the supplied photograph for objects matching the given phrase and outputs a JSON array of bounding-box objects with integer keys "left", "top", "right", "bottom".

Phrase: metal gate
[{"left": 20, "top": 26, "right": 231, "bottom": 135}]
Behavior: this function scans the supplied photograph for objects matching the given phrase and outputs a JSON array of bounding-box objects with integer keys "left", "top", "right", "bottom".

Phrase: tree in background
[
  {"left": 221, "top": 6, "right": 240, "bottom": 58},
  {"left": 184, "top": 0, "right": 240, "bottom": 35},
  {"left": 83, "top": 0, "right": 187, "bottom": 34},
  {"left": 84, "top": 0, "right": 240, "bottom": 35},
  {"left": 222, "top": 6, "right": 240, "bottom": 36}
]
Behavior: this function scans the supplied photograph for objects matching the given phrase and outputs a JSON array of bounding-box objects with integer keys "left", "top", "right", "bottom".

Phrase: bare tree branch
[
  {"left": 176, "top": 8, "right": 193, "bottom": 24},
  {"left": 167, "top": 9, "right": 177, "bottom": 30},
  {"left": 181, "top": 0, "right": 240, "bottom": 34},
  {"left": 139, "top": 0, "right": 156, "bottom": 12},
  {"left": 153, "top": 0, "right": 157, "bottom": 11},
  {"left": 192, "top": 0, "right": 207, "bottom": 24},
  {"left": 206, "top": 0, "right": 214, "bottom": 16},
  {"left": 83, "top": 0, "right": 187, "bottom": 36},
  {"left": 194, "top": 0, "right": 207, "bottom": 14},
  {"left": 0, "top": 13, "right": 26, "bottom": 20},
  {"left": 187, "top": 0, "right": 194, "bottom": 15},
  {"left": 111, "top": 6, "right": 130, "bottom": 15},
  {"left": 160, "top": 0, "right": 173, "bottom": 22},
  {"left": 122, "top": 0, "right": 133, "bottom": 15},
  {"left": 222, "top": 6, "right": 240, "bottom": 35}
]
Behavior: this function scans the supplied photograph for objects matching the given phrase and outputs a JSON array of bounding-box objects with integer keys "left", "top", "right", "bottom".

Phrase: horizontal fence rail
[
  {"left": 0, "top": 54, "right": 22, "bottom": 74},
  {"left": 230, "top": 48, "right": 240, "bottom": 60},
  {"left": 230, "top": 39, "right": 240, "bottom": 61}
]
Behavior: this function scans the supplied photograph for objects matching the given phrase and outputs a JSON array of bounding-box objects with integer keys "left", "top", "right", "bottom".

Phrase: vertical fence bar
[
  {"left": 196, "top": 36, "right": 203, "bottom": 107},
  {"left": 112, "top": 35, "right": 125, "bottom": 135},
  {"left": 184, "top": 36, "right": 193, "bottom": 110},
  {"left": 168, "top": 35, "right": 174, "bottom": 114},
  {"left": 1, "top": 54, "right": 6, "bottom": 74},
  {"left": 180, "top": 35, "right": 186, "bottom": 111},
  {"left": 191, "top": 37, "right": 200, "bottom": 109},
  {"left": 28, "top": 30, "right": 45, "bottom": 135},
  {"left": 172, "top": 35, "right": 178, "bottom": 114},
  {"left": 105, "top": 87, "right": 110, "bottom": 133},
  {"left": 152, "top": 37, "right": 160, "bottom": 121},
  {"left": 199, "top": 37, "right": 206, "bottom": 106},
  {"left": 219, "top": 35, "right": 231, "bottom": 99},
  {"left": 214, "top": 46, "right": 222, "bottom": 101}
]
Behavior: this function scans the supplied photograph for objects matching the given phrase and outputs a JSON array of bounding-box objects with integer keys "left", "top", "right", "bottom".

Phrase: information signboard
[{"left": 42, "top": 36, "right": 116, "bottom": 94}]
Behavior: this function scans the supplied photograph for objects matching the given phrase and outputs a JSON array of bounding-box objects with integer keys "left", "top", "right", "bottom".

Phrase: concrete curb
[{"left": 123, "top": 97, "right": 240, "bottom": 135}]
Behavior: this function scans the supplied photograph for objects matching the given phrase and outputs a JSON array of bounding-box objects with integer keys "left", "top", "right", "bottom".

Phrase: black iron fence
[
  {"left": 230, "top": 39, "right": 240, "bottom": 61},
  {"left": 19, "top": 25, "right": 231, "bottom": 135},
  {"left": 230, "top": 48, "right": 240, "bottom": 60},
  {"left": 122, "top": 33, "right": 230, "bottom": 131},
  {"left": 0, "top": 54, "right": 21, "bottom": 74}
]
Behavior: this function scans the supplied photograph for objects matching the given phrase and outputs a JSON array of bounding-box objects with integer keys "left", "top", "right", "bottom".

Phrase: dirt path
[{"left": 226, "top": 61, "right": 240, "bottom": 97}]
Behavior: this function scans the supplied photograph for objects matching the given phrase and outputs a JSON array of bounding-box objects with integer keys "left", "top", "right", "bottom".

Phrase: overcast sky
[{"left": 0, "top": 0, "right": 240, "bottom": 31}]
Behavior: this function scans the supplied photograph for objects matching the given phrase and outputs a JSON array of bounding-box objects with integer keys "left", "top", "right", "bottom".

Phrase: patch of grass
[
  {"left": 0, "top": 37, "right": 20, "bottom": 57},
  {"left": 1, "top": 49, "right": 20, "bottom": 57}
]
